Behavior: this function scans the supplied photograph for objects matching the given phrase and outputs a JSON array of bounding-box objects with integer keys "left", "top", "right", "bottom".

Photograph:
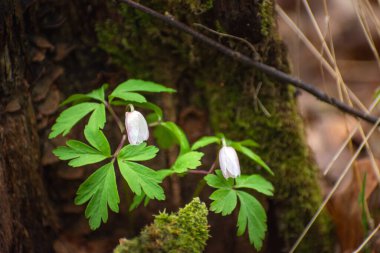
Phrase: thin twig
[{"left": 119, "top": 0, "right": 380, "bottom": 125}]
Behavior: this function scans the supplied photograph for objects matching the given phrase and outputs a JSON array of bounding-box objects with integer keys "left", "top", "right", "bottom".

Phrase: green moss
[
  {"left": 114, "top": 198, "right": 209, "bottom": 253},
  {"left": 96, "top": 0, "right": 215, "bottom": 84},
  {"left": 179, "top": 0, "right": 213, "bottom": 14},
  {"left": 259, "top": 0, "right": 275, "bottom": 38}
]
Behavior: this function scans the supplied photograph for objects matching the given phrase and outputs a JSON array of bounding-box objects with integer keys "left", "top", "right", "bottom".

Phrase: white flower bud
[
  {"left": 219, "top": 146, "right": 241, "bottom": 179},
  {"left": 125, "top": 110, "right": 149, "bottom": 145}
]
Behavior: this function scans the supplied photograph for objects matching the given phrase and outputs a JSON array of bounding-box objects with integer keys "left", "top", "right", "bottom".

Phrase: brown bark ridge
[{"left": 0, "top": 1, "right": 58, "bottom": 252}]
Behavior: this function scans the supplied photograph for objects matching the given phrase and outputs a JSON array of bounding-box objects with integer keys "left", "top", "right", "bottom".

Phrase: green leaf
[
  {"left": 160, "top": 122, "right": 190, "bottom": 155},
  {"left": 204, "top": 170, "right": 234, "bottom": 189},
  {"left": 61, "top": 85, "right": 107, "bottom": 105},
  {"left": 153, "top": 124, "right": 177, "bottom": 149},
  {"left": 144, "top": 196, "right": 151, "bottom": 206},
  {"left": 118, "top": 143, "right": 158, "bottom": 161},
  {"left": 358, "top": 173, "right": 370, "bottom": 232},
  {"left": 117, "top": 159, "right": 165, "bottom": 200},
  {"left": 156, "top": 169, "right": 174, "bottom": 180},
  {"left": 235, "top": 175, "right": 274, "bottom": 196},
  {"left": 87, "top": 103, "right": 106, "bottom": 130},
  {"left": 146, "top": 113, "right": 160, "bottom": 124},
  {"left": 61, "top": 94, "right": 90, "bottom": 106},
  {"left": 75, "top": 162, "right": 120, "bottom": 230},
  {"left": 134, "top": 102, "right": 163, "bottom": 120},
  {"left": 171, "top": 151, "right": 204, "bottom": 173},
  {"left": 191, "top": 136, "right": 220, "bottom": 150},
  {"left": 237, "top": 139, "right": 259, "bottom": 148},
  {"left": 86, "top": 85, "right": 107, "bottom": 102},
  {"left": 236, "top": 191, "right": 267, "bottom": 250},
  {"left": 49, "top": 102, "right": 99, "bottom": 138},
  {"left": 84, "top": 126, "right": 111, "bottom": 156},
  {"left": 209, "top": 188, "right": 237, "bottom": 216},
  {"left": 232, "top": 143, "right": 274, "bottom": 175},
  {"left": 129, "top": 193, "right": 146, "bottom": 211},
  {"left": 129, "top": 193, "right": 152, "bottom": 211},
  {"left": 53, "top": 140, "right": 108, "bottom": 167},
  {"left": 110, "top": 91, "right": 147, "bottom": 103},
  {"left": 113, "top": 79, "right": 176, "bottom": 94}
]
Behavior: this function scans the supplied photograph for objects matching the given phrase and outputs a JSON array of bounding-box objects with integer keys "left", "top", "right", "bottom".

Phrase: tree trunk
[
  {"left": 97, "top": 0, "right": 332, "bottom": 252},
  {"left": 0, "top": 1, "right": 58, "bottom": 252}
]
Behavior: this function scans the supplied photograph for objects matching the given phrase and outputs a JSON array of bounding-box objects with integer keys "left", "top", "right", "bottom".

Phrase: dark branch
[{"left": 119, "top": 0, "right": 379, "bottom": 125}]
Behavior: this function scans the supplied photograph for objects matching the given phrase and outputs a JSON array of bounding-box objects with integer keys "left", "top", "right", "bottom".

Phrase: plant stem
[
  {"left": 188, "top": 170, "right": 209, "bottom": 175},
  {"left": 190, "top": 161, "right": 218, "bottom": 197},
  {"left": 188, "top": 160, "right": 217, "bottom": 175},
  {"left": 148, "top": 121, "right": 160, "bottom": 127},
  {"left": 105, "top": 101, "right": 125, "bottom": 133},
  {"left": 112, "top": 133, "right": 127, "bottom": 162}
]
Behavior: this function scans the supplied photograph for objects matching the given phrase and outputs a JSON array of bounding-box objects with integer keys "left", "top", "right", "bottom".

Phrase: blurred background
[{"left": 278, "top": 0, "right": 380, "bottom": 252}]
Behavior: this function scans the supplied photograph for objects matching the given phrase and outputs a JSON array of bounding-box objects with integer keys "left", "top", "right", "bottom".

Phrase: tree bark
[{"left": 0, "top": 1, "right": 57, "bottom": 252}]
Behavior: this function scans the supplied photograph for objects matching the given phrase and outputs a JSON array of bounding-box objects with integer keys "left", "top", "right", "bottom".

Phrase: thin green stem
[
  {"left": 128, "top": 103, "right": 135, "bottom": 112},
  {"left": 148, "top": 121, "right": 161, "bottom": 127}
]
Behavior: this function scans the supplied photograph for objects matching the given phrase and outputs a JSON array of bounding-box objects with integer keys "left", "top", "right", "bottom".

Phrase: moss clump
[{"left": 114, "top": 198, "right": 209, "bottom": 253}]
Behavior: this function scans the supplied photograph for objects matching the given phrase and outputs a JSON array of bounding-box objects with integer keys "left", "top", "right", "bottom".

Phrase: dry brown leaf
[{"left": 327, "top": 158, "right": 380, "bottom": 252}]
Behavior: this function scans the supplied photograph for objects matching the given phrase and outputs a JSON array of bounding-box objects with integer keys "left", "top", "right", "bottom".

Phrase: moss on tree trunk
[{"left": 97, "top": 0, "right": 332, "bottom": 251}]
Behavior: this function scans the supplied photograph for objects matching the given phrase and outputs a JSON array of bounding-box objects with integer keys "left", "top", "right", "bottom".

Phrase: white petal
[
  {"left": 125, "top": 111, "right": 149, "bottom": 145},
  {"left": 218, "top": 146, "right": 240, "bottom": 179},
  {"left": 136, "top": 111, "right": 149, "bottom": 142}
]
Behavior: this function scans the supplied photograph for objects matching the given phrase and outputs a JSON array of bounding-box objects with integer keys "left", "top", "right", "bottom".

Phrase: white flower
[
  {"left": 219, "top": 146, "right": 241, "bottom": 179},
  {"left": 125, "top": 110, "right": 149, "bottom": 145}
]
